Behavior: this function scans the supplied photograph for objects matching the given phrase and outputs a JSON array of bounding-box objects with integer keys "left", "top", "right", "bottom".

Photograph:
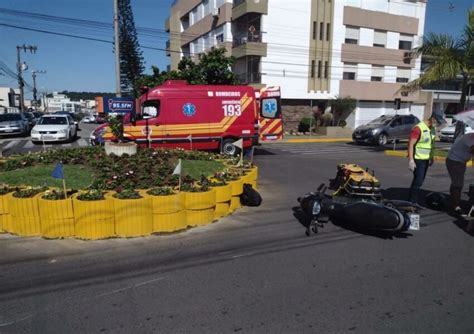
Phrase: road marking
[
  {"left": 23, "top": 141, "right": 34, "bottom": 149},
  {"left": 3, "top": 141, "right": 17, "bottom": 150},
  {"left": 78, "top": 139, "right": 88, "bottom": 146}
]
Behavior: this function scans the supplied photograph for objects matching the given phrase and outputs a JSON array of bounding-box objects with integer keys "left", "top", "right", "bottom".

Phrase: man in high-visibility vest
[{"left": 408, "top": 111, "right": 446, "bottom": 204}]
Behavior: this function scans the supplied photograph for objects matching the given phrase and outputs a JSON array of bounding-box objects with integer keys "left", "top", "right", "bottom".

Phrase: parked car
[
  {"left": 352, "top": 114, "right": 420, "bottom": 146},
  {"left": 0, "top": 113, "right": 30, "bottom": 136},
  {"left": 30, "top": 114, "right": 77, "bottom": 144},
  {"left": 81, "top": 115, "right": 96, "bottom": 123},
  {"left": 24, "top": 112, "right": 37, "bottom": 128},
  {"left": 439, "top": 121, "right": 474, "bottom": 142},
  {"left": 32, "top": 112, "right": 44, "bottom": 123}
]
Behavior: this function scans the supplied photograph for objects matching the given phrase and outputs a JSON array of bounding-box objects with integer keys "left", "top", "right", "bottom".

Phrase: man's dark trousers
[{"left": 409, "top": 159, "right": 430, "bottom": 204}]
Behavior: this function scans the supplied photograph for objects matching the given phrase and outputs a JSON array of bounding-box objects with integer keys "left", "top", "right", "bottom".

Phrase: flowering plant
[
  {"left": 147, "top": 186, "right": 176, "bottom": 196},
  {"left": 113, "top": 189, "right": 142, "bottom": 199},
  {"left": 42, "top": 189, "right": 77, "bottom": 200},
  {"left": 76, "top": 189, "right": 105, "bottom": 201},
  {"left": 13, "top": 186, "right": 47, "bottom": 198}
]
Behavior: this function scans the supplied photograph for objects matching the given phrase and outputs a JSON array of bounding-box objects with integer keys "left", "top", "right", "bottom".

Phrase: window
[
  {"left": 318, "top": 61, "right": 322, "bottom": 78},
  {"left": 373, "top": 30, "right": 386, "bottom": 48},
  {"left": 343, "top": 72, "right": 356, "bottom": 80},
  {"left": 396, "top": 67, "right": 410, "bottom": 83},
  {"left": 390, "top": 117, "right": 402, "bottom": 127},
  {"left": 403, "top": 115, "right": 417, "bottom": 125},
  {"left": 313, "top": 21, "right": 317, "bottom": 40},
  {"left": 371, "top": 65, "right": 384, "bottom": 82},
  {"left": 396, "top": 77, "right": 409, "bottom": 83},
  {"left": 216, "top": 34, "right": 224, "bottom": 43},
  {"left": 319, "top": 22, "right": 324, "bottom": 41},
  {"left": 324, "top": 61, "right": 328, "bottom": 78},
  {"left": 326, "top": 23, "right": 331, "bottom": 41},
  {"left": 399, "top": 34, "right": 413, "bottom": 50},
  {"left": 311, "top": 60, "right": 315, "bottom": 78},
  {"left": 343, "top": 63, "right": 357, "bottom": 80},
  {"left": 345, "top": 26, "right": 359, "bottom": 44}
]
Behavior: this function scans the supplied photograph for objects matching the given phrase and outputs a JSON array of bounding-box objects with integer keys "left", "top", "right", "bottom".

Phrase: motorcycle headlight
[{"left": 312, "top": 200, "right": 321, "bottom": 215}]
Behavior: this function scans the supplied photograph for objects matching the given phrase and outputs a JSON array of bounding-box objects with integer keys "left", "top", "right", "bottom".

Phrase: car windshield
[
  {"left": 39, "top": 117, "right": 68, "bottom": 125},
  {"left": 0, "top": 114, "right": 22, "bottom": 122},
  {"left": 368, "top": 116, "right": 393, "bottom": 125}
]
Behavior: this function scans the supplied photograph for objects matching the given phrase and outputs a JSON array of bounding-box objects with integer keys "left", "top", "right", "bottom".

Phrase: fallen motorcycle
[{"left": 298, "top": 164, "right": 421, "bottom": 236}]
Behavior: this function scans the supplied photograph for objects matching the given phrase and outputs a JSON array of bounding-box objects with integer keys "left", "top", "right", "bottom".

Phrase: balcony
[
  {"left": 236, "top": 72, "right": 261, "bottom": 85},
  {"left": 232, "top": 0, "right": 268, "bottom": 20},
  {"left": 232, "top": 32, "right": 267, "bottom": 58}
]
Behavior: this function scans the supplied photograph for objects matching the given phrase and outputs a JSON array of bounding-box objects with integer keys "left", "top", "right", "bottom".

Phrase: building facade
[{"left": 166, "top": 0, "right": 428, "bottom": 130}]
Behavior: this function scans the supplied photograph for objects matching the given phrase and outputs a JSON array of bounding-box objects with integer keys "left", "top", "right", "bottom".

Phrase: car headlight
[
  {"left": 370, "top": 129, "right": 380, "bottom": 135},
  {"left": 312, "top": 200, "right": 321, "bottom": 215},
  {"left": 31, "top": 129, "right": 39, "bottom": 135},
  {"left": 58, "top": 129, "right": 67, "bottom": 134}
]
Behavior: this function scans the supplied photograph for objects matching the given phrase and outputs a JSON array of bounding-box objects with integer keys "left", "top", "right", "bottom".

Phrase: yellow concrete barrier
[
  {"left": 73, "top": 194, "right": 115, "bottom": 240},
  {"left": 212, "top": 184, "right": 232, "bottom": 219},
  {"left": 184, "top": 190, "right": 216, "bottom": 226},
  {"left": 152, "top": 210, "right": 187, "bottom": 232},
  {"left": 38, "top": 196, "right": 75, "bottom": 238},
  {"left": 8, "top": 193, "right": 41, "bottom": 236},
  {"left": 186, "top": 207, "right": 215, "bottom": 226},
  {"left": 230, "top": 196, "right": 242, "bottom": 212},
  {"left": 144, "top": 191, "right": 186, "bottom": 233},
  {"left": 215, "top": 202, "right": 231, "bottom": 219},
  {"left": 0, "top": 192, "right": 12, "bottom": 233},
  {"left": 229, "top": 179, "right": 243, "bottom": 196},
  {"left": 184, "top": 189, "right": 216, "bottom": 210},
  {"left": 112, "top": 193, "right": 152, "bottom": 237}
]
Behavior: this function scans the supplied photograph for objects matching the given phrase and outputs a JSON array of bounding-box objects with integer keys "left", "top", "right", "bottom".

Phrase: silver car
[
  {"left": 0, "top": 113, "right": 30, "bottom": 136},
  {"left": 352, "top": 114, "right": 420, "bottom": 146}
]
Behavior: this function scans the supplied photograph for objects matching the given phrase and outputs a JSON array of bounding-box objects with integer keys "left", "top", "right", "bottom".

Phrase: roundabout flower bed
[{"left": 0, "top": 147, "right": 259, "bottom": 239}]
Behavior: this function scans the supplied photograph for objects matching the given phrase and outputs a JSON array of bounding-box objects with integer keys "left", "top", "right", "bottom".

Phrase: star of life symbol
[{"left": 183, "top": 103, "right": 196, "bottom": 117}]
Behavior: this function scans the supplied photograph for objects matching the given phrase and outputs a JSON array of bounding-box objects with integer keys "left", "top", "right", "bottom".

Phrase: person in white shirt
[{"left": 445, "top": 133, "right": 474, "bottom": 214}]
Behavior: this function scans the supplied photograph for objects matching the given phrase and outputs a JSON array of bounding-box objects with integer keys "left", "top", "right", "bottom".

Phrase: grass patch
[
  {"left": 0, "top": 164, "right": 94, "bottom": 189},
  {"left": 182, "top": 160, "right": 224, "bottom": 179}
]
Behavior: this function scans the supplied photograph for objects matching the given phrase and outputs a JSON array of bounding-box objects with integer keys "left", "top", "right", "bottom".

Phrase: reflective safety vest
[{"left": 414, "top": 121, "right": 435, "bottom": 160}]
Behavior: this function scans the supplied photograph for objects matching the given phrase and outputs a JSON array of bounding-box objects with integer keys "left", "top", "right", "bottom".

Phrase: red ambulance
[{"left": 91, "top": 80, "right": 282, "bottom": 154}]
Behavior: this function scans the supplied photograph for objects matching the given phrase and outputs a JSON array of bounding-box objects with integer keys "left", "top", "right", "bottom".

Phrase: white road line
[
  {"left": 3, "top": 141, "right": 17, "bottom": 150},
  {"left": 78, "top": 139, "right": 88, "bottom": 146},
  {"left": 63, "top": 143, "right": 72, "bottom": 147},
  {"left": 23, "top": 141, "right": 34, "bottom": 149}
]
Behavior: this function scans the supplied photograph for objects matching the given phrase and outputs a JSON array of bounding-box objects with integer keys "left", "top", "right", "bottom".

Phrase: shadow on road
[{"left": 254, "top": 147, "right": 276, "bottom": 155}]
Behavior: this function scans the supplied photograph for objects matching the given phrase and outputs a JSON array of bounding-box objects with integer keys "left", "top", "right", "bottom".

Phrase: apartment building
[{"left": 166, "top": 0, "right": 428, "bottom": 129}]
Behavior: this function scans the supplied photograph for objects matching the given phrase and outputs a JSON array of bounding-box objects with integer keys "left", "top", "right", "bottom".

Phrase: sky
[{"left": 0, "top": 0, "right": 472, "bottom": 99}]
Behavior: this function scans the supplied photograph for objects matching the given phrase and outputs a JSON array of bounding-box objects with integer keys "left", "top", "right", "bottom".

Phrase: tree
[
  {"left": 118, "top": 0, "right": 145, "bottom": 97},
  {"left": 403, "top": 8, "right": 474, "bottom": 113},
  {"left": 137, "top": 47, "right": 237, "bottom": 88},
  {"left": 330, "top": 96, "right": 356, "bottom": 127}
]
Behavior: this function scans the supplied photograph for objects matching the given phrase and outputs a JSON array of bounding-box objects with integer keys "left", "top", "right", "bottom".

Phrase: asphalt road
[{"left": 0, "top": 141, "right": 472, "bottom": 333}]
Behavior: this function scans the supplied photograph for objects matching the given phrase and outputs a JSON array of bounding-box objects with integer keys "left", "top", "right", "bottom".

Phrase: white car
[
  {"left": 82, "top": 115, "right": 96, "bottom": 123},
  {"left": 439, "top": 122, "right": 474, "bottom": 142},
  {"left": 30, "top": 115, "right": 77, "bottom": 143}
]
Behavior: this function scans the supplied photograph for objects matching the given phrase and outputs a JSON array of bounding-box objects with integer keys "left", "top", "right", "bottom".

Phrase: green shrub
[{"left": 298, "top": 117, "right": 314, "bottom": 133}]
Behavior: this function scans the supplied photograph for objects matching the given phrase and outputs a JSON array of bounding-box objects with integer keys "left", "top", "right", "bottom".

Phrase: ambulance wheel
[{"left": 221, "top": 138, "right": 238, "bottom": 156}]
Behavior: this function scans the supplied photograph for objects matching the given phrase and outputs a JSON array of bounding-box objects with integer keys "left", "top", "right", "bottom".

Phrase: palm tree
[{"left": 403, "top": 8, "right": 473, "bottom": 113}]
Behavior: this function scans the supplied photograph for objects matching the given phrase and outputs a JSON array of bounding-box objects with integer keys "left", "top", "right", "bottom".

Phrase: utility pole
[
  {"left": 32, "top": 70, "right": 46, "bottom": 107},
  {"left": 113, "top": 0, "right": 122, "bottom": 97},
  {"left": 16, "top": 44, "right": 37, "bottom": 112}
]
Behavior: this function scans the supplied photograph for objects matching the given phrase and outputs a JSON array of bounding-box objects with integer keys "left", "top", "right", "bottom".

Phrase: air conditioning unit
[{"left": 212, "top": 8, "right": 219, "bottom": 17}]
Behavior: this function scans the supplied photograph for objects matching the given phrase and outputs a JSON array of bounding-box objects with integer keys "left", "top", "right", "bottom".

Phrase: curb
[{"left": 384, "top": 150, "right": 473, "bottom": 167}]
